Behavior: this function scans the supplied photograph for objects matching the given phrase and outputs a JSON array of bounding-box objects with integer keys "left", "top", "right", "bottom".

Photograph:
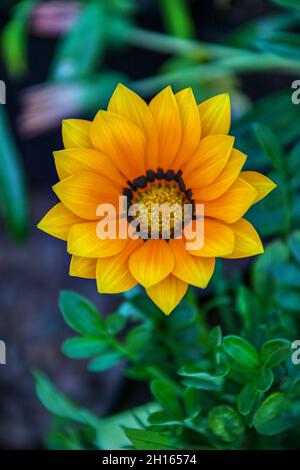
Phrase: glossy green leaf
[
  {"left": 59, "top": 291, "right": 104, "bottom": 337},
  {"left": 260, "top": 339, "right": 291, "bottom": 368},
  {"left": 208, "top": 406, "right": 245, "bottom": 443},
  {"left": 254, "top": 123, "right": 285, "bottom": 173},
  {"left": 105, "top": 313, "right": 126, "bottom": 335},
  {"left": 124, "top": 428, "right": 178, "bottom": 450},
  {"left": 223, "top": 336, "right": 261, "bottom": 374},
  {"left": 238, "top": 384, "right": 258, "bottom": 415},
  {"left": 88, "top": 351, "right": 124, "bottom": 372},
  {"left": 254, "top": 368, "right": 274, "bottom": 392},
  {"left": 151, "top": 380, "right": 182, "bottom": 418},
  {"left": 254, "top": 393, "right": 300, "bottom": 435},
  {"left": 34, "top": 372, "right": 100, "bottom": 428},
  {"left": 62, "top": 337, "right": 107, "bottom": 359}
]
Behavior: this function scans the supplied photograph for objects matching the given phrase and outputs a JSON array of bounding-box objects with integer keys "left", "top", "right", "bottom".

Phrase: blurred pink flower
[{"left": 30, "top": 1, "right": 81, "bottom": 37}]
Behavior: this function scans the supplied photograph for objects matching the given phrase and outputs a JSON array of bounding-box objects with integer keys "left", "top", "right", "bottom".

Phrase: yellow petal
[
  {"left": 68, "top": 221, "right": 128, "bottom": 258},
  {"left": 240, "top": 171, "right": 277, "bottom": 204},
  {"left": 96, "top": 239, "right": 143, "bottom": 293},
  {"left": 223, "top": 218, "right": 264, "bottom": 259},
  {"left": 173, "top": 88, "right": 201, "bottom": 170},
  {"left": 53, "top": 148, "right": 125, "bottom": 187},
  {"left": 52, "top": 171, "right": 120, "bottom": 220},
  {"left": 193, "top": 149, "right": 247, "bottom": 201},
  {"left": 170, "top": 239, "right": 215, "bottom": 287},
  {"left": 202, "top": 177, "right": 257, "bottom": 223},
  {"left": 146, "top": 274, "right": 188, "bottom": 316},
  {"left": 187, "top": 218, "right": 235, "bottom": 257},
  {"left": 149, "top": 86, "right": 181, "bottom": 169},
  {"left": 91, "top": 110, "right": 146, "bottom": 179},
  {"left": 108, "top": 83, "right": 159, "bottom": 169},
  {"left": 37, "top": 202, "right": 82, "bottom": 241},
  {"left": 129, "top": 239, "right": 174, "bottom": 288},
  {"left": 69, "top": 256, "right": 97, "bottom": 279},
  {"left": 62, "top": 119, "right": 92, "bottom": 149},
  {"left": 184, "top": 135, "right": 234, "bottom": 187},
  {"left": 198, "top": 93, "right": 231, "bottom": 138}
]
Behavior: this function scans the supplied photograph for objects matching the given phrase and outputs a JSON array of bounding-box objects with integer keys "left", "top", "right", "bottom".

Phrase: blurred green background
[{"left": 1, "top": 0, "right": 300, "bottom": 450}]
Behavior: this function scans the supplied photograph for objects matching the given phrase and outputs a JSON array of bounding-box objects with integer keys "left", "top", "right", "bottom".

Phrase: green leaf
[
  {"left": 0, "top": 107, "right": 29, "bottom": 241},
  {"left": 260, "top": 339, "right": 291, "bottom": 368},
  {"left": 148, "top": 411, "right": 181, "bottom": 426},
  {"left": 223, "top": 336, "right": 261, "bottom": 374},
  {"left": 252, "top": 240, "right": 289, "bottom": 298},
  {"left": 254, "top": 392, "right": 300, "bottom": 435},
  {"left": 59, "top": 291, "right": 104, "bottom": 337},
  {"left": 208, "top": 326, "right": 222, "bottom": 350},
  {"left": 253, "top": 123, "right": 284, "bottom": 173},
  {"left": 238, "top": 384, "right": 258, "bottom": 416},
  {"left": 34, "top": 372, "right": 100, "bottom": 428},
  {"left": 50, "top": 1, "right": 107, "bottom": 81},
  {"left": 273, "top": 262, "right": 300, "bottom": 288},
  {"left": 256, "top": 33, "right": 300, "bottom": 60},
  {"left": 208, "top": 406, "right": 245, "bottom": 443},
  {"left": 289, "top": 231, "right": 300, "bottom": 263},
  {"left": 105, "top": 313, "right": 126, "bottom": 335},
  {"left": 62, "top": 337, "right": 107, "bottom": 359},
  {"left": 179, "top": 366, "right": 225, "bottom": 391},
  {"left": 88, "top": 351, "right": 124, "bottom": 372},
  {"left": 183, "top": 387, "right": 201, "bottom": 420},
  {"left": 274, "top": 290, "right": 300, "bottom": 312},
  {"left": 236, "top": 286, "right": 262, "bottom": 331},
  {"left": 272, "top": 0, "right": 300, "bottom": 10},
  {"left": 254, "top": 368, "right": 274, "bottom": 392},
  {"left": 125, "top": 325, "right": 152, "bottom": 356},
  {"left": 151, "top": 380, "right": 182, "bottom": 418},
  {"left": 1, "top": 0, "right": 36, "bottom": 78},
  {"left": 124, "top": 428, "right": 178, "bottom": 450}
]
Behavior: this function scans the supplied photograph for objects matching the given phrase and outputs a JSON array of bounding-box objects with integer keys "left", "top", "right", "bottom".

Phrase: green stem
[
  {"left": 146, "top": 365, "right": 182, "bottom": 394},
  {"left": 123, "top": 25, "right": 243, "bottom": 60},
  {"left": 132, "top": 55, "right": 300, "bottom": 95},
  {"left": 158, "top": 0, "right": 196, "bottom": 39}
]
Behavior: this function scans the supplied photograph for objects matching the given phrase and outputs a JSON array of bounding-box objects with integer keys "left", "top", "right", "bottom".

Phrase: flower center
[{"left": 123, "top": 168, "right": 194, "bottom": 239}]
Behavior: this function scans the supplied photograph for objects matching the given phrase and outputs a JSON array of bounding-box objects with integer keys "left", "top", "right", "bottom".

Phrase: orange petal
[
  {"left": 184, "top": 135, "right": 234, "bottom": 187},
  {"left": 149, "top": 86, "right": 181, "bottom": 169},
  {"left": 223, "top": 218, "right": 264, "bottom": 259},
  {"left": 52, "top": 171, "right": 120, "bottom": 220},
  {"left": 68, "top": 221, "right": 128, "bottom": 258},
  {"left": 108, "top": 83, "right": 159, "bottom": 169},
  {"left": 240, "top": 171, "right": 277, "bottom": 204},
  {"left": 129, "top": 239, "right": 174, "bottom": 288},
  {"left": 186, "top": 218, "right": 235, "bottom": 257},
  {"left": 198, "top": 93, "right": 231, "bottom": 138},
  {"left": 146, "top": 274, "right": 188, "bottom": 316},
  {"left": 170, "top": 239, "right": 215, "bottom": 287},
  {"left": 91, "top": 110, "right": 146, "bottom": 179},
  {"left": 96, "top": 238, "right": 143, "bottom": 293},
  {"left": 202, "top": 177, "right": 257, "bottom": 223},
  {"left": 62, "top": 119, "right": 92, "bottom": 149},
  {"left": 53, "top": 148, "right": 126, "bottom": 187},
  {"left": 69, "top": 256, "right": 97, "bottom": 279},
  {"left": 173, "top": 88, "right": 201, "bottom": 170},
  {"left": 193, "top": 149, "right": 247, "bottom": 201},
  {"left": 37, "top": 202, "right": 82, "bottom": 241}
]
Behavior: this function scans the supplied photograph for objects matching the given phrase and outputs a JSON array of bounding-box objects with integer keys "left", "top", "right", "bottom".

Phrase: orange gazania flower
[{"left": 38, "top": 84, "right": 276, "bottom": 315}]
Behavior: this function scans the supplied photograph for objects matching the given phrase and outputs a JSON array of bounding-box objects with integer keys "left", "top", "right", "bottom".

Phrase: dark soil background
[{"left": 0, "top": 0, "right": 289, "bottom": 449}]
